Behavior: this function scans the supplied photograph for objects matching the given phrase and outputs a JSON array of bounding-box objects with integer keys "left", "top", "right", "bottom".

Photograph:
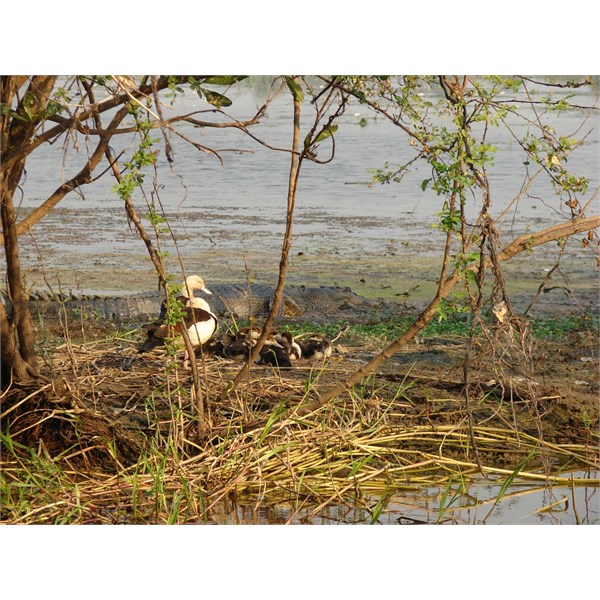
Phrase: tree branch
[
  {"left": 295, "top": 214, "right": 600, "bottom": 413},
  {"left": 223, "top": 81, "right": 304, "bottom": 395},
  {"left": 0, "top": 105, "right": 131, "bottom": 246}
]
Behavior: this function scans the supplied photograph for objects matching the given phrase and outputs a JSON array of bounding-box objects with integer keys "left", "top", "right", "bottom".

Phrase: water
[
  {"left": 7, "top": 76, "right": 600, "bottom": 525},
  {"left": 207, "top": 470, "right": 599, "bottom": 525},
  {"left": 12, "top": 76, "right": 600, "bottom": 299}
]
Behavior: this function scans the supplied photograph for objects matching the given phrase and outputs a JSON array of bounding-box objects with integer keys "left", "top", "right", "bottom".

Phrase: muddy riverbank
[
  {"left": 17, "top": 203, "right": 598, "bottom": 322},
  {"left": 13, "top": 77, "right": 598, "bottom": 313}
]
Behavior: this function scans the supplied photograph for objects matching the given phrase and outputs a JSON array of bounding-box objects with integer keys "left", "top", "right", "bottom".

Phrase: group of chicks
[
  {"left": 208, "top": 326, "right": 332, "bottom": 368},
  {"left": 137, "top": 275, "right": 332, "bottom": 369}
]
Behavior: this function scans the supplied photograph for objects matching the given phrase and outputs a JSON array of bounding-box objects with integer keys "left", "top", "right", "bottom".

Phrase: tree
[
  {"left": 2, "top": 77, "right": 58, "bottom": 384},
  {"left": 1, "top": 75, "right": 598, "bottom": 426},
  {"left": 294, "top": 75, "right": 599, "bottom": 412},
  {"left": 1, "top": 75, "right": 271, "bottom": 388}
]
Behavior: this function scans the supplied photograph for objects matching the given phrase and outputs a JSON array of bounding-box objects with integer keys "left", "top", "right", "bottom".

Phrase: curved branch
[
  {"left": 0, "top": 105, "right": 131, "bottom": 246},
  {"left": 496, "top": 215, "right": 600, "bottom": 262},
  {"left": 1, "top": 76, "right": 274, "bottom": 245},
  {"left": 1, "top": 76, "right": 194, "bottom": 172},
  {"left": 296, "top": 214, "right": 600, "bottom": 413}
]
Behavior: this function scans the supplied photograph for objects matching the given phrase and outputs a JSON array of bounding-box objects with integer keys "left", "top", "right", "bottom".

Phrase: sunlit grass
[
  {"left": 1, "top": 351, "right": 597, "bottom": 524},
  {"left": 280, "top": 311, "right": 599, "bottom": 342}
]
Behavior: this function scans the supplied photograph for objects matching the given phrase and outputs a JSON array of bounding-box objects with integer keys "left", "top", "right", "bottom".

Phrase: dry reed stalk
[
  {"left": 0, "top": 383, "right": 53, "bottom": 419},
  {"left": 2, "top": 332, "right": 597, "bottom": 524}
]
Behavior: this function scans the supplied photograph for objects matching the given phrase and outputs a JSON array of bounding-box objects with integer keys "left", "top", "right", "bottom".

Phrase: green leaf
[
  {"left": 465, "top": 269, "right": 477, "bottom": 284},
  {"left": 348, "top": 455, "right": 373, "bottom": 477},
  {"left": 284, "top": 76, "right": 304, "bottom": 103},
  {"left": 313, "top": 125, "right": 338, "bottom": 144},
  {"left": 201, "top": 89, "right": 233, "bottom": 108},
  {"left": 43, "top": 100, "right": 65, "bottom": 118},
  {"left": 421, "top": 178, "right": 431, "bottom": 191},
  {"left": 494, "top": 448, "right": 536, "bottom": 506},
  {"left": 256, "top": 402, "right": 287, "bottom": 447},
  {"left": 202, "top": 76, "right": 247, "bottom": 86}
]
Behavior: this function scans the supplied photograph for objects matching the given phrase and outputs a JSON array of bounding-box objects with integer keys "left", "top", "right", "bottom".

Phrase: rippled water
[
  {"left": 206, "top": 470, "right": 599, "bottom": 525},
  {"left": 13, "top": 76, "right": 600, "bottom": 301}
]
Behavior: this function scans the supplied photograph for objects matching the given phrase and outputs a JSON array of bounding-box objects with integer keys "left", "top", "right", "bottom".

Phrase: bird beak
[{"left": 202, "top": 287, "right": 212, "bottom": 295}]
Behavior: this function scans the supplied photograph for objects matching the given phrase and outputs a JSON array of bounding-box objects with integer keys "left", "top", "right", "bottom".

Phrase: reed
[{"left": 1, "top": 332, "right": 597, "bottom": 524}]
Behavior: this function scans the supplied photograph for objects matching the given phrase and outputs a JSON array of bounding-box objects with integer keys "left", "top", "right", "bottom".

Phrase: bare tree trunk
[
  {"left": 1, "top": 76, "right": 57, "bottom": 386},
  {"left": 1, "top": 169, "right": 42, "bottom": 385}
]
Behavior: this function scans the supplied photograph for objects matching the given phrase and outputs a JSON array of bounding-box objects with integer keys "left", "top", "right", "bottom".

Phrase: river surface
[
  {"left": 12, "top": 76, "right": 600, "bottom": 309},
  {"left": 7, "top": 76, "right": 600, "bottom": 525},
  {"left": 208, "top": 470, "right": 599, "bottom": 525}
]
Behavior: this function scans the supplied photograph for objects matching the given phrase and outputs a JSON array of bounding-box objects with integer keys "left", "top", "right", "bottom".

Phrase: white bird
[
  {"left": 183, "top": 297, "right": 219, "bottom": 349},
  {"left": 139, "top": 276, "right": 218, "bottom": 366},
  {"left": 158, "top": 275, "right": 212, "bottom": 320}
]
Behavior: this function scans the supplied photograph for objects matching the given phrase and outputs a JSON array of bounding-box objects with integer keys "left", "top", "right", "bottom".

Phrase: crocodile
[
  {"left": 3, "top": 283, "right": 385, "bottom": 324},
  {"left": 2, "top": 290, "right": 162, "bottom": 323},
  {"left": 192, "top": 283, "right": 375, "bottom": 320}
]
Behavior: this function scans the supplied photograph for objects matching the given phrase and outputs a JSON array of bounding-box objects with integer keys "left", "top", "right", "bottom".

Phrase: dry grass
[{"left": 2, "top": 325, "right": 598, "bottom": 524}]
